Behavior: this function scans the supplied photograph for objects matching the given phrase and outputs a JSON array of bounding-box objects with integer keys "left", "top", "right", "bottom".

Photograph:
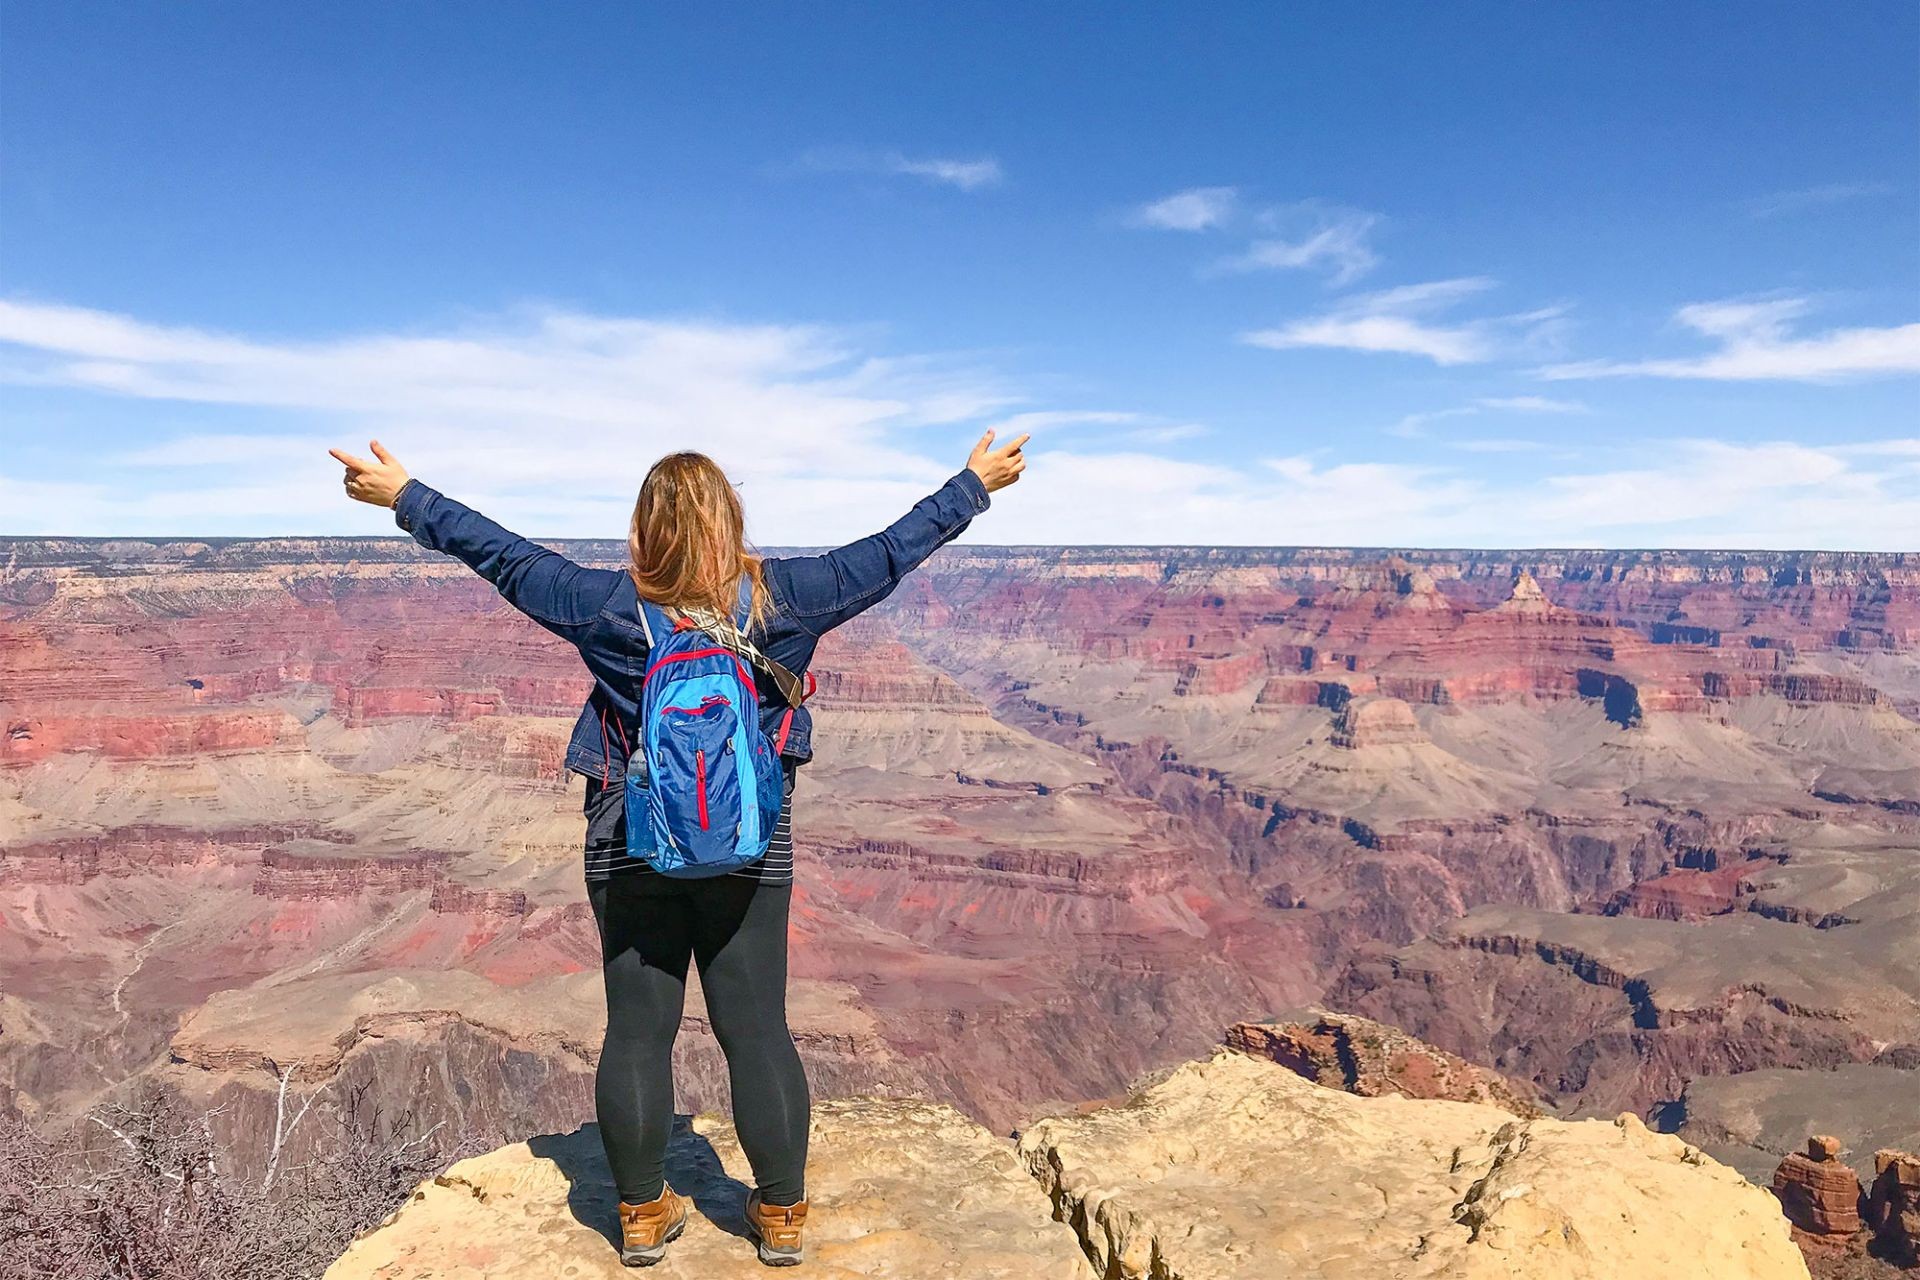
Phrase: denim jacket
[{"left": 392, "top": 468, "right": 990, "bottom": 780}]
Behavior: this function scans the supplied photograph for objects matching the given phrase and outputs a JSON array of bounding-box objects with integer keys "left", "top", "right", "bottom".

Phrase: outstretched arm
[
  {"left": 329, "top": 440, "right": 620, "bottom": 637},
  {"left": 774, "top": 430, "right": 1028, "bottom": 637}
]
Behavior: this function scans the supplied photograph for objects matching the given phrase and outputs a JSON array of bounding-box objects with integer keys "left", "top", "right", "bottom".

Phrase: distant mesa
[
  {"left": 1498, "top": 568, "right": 1554, "bottom": 612},
  {"left": 1329, "top": 696, "right": 1428, "bottom": 749}
]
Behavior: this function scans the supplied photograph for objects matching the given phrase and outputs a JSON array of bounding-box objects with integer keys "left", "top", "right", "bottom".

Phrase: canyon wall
[{"left": 3, "top": 536, "right": 1917, "bottom": 1209}]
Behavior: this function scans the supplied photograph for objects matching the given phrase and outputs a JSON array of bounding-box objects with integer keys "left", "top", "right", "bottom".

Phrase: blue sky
[{"left": 2, "top": 3, "right": 1916, "bottom": 547}]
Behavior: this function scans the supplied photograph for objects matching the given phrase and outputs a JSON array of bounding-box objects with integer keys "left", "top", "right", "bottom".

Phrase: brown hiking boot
[
  {"left": 744, "top": 1188, "right": 807, "bottom": 1267},
  {"left": 618, "top": 1187, "right": 689, "bottom": 1267}
]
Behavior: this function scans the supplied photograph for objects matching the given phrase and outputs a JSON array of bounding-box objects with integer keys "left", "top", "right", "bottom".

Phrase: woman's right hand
[{"left": 967, "top": 429, "right": 1029, "bottom": 494}]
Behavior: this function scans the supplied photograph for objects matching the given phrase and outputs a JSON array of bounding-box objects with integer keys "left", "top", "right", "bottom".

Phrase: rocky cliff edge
[{"left": 329, "top": 1048, "right": 1809, "bottom": 1280}]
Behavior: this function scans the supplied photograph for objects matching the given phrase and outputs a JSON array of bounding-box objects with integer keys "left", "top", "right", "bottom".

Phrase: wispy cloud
[
  {"left": 0, "top": 298, "right": 1020, "bottom": 538},
  {"left": 5, "top": 297, "right": 1914, "bottom": 550},
  {"left": 888, "top": 154, "right": 1003, "bottom": 190},
  {"left": 1474, "top": 395, "right": 1588, "bottom": 414},
  {"left": 1388, "top": 393, "right": 1589, "bottom": 441},
  {"left": 788, "top": 147, "right": 1003, "bottom": 190},
  {"left": 1129, "top": 186, "right": 1238, "bottom": 231},
  {"left": 1748, "top": 181, "right": 1893, "bottom": 219},
  {"left": 1243, "top": 277, "right": 1564, "bottom": 366},
  {"left": 1131, "top": 191, "right": 1382, "bottom": 284},
  {"left": 1451, "top": 438, "right": 1548, "bottom": 453},
  {"left": 980, "top": 409, "right": 1207, "bottom": 447},
  {"left": 1541, "top": 296, "right": 1920, "bottom": 382},
  {"left": 998, "top": 438, "right": 1920, "bottom": 549},
  {"left": 1219, "top": 202, "right": 1381, "bottom": 285},
  {"left": 982, "top": 410, "right": 1144, "bottom": 434}
]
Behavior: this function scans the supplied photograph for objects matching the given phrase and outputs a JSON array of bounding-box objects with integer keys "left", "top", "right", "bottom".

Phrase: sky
[{"left": 2, "top": 2, "right": 1916, "bottom": 548}]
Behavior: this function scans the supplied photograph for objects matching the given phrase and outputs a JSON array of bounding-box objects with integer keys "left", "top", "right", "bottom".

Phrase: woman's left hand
[{"left": 329, "top": 440, "right": 411, "bottom": 508}]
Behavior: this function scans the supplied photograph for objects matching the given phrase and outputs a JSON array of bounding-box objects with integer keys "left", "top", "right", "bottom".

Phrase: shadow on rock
[{"left": 527, "top": 1116, "right": 752, "bottom": 1249}]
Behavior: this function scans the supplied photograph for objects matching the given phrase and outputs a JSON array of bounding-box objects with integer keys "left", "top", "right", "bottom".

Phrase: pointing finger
[
  {"left": 1003, "top": 433, "right": 1031, "bottom": 454},
  {"left": 329, "top": 448, "right": 370, "bottom": 471}
]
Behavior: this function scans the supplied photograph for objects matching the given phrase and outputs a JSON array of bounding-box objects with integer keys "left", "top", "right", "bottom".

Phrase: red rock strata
[
  {"left": 4, "top": 536, "right": 1919, "bottom": 1177},
  {"left": 1868, "top": 1150, "right": 1920, "bottom": 1266},
  {"left": 1773, "top": 1135, "right": 1865, "bottom": 1239}
]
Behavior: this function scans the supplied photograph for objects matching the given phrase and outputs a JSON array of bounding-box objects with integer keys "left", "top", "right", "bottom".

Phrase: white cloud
[
  {"left": 1254, "top": 313, "right": 1492, "bottom": 364},
  {"left": 976, "top": 410, "right": 1205, "bottom": 447},
  {"left": 1474, "top": 395, "right": 1588, "bottom": 414},
  {"left": 1388, "top": 393, "right": 1588, "bottom": 441},
  {"left": 888, "top": 154, "right": 1003, "bottom": 190},
  {"left": 1220, "top": 203, "right": 1381, "bottom": 285},
  {"left": 4, "top": 298, "right": 1913, "bottom": 550},
  {"left": 788, "top": 147, "right": 1003, "bottom": 190},
  {"left": 1133, "top": 192, "right": 1382, "bottom": 284},
  {"left": 981, "top": 410, "right": 1144, "bottom": 434},
  {"left": 1507, "top": 440, "right": 1900, "bottom": 546},
  {"left": 1451, "top": 438, "right": 1548, "bottom": 454},
  {"left": 0, "top": 299, "right": 1023, "bottom": 540},
  {"left": 1121, "top": 422, "right": 1208, "bottom": 445},
  {"left": 985, "top": 449, "right": 1480, "bottom": 546},
  {"left": 1130, "top": 186, "right": 1238, "bottom": 231},
  {"left": 1387, "top": 405, "right": 1481, "bottom": 439},
  {"left": 1542, "top": 296, "right": 1920, "bottom": 382},
  {"left": 1244, "top": 277, "right": 1537, "bottom": 365},
  {"left": 1748, "top": 182, "right": 1892, "bottom": 218},
  {"left": 978, "top": 439, "right": 1920, "bottom": 549}
]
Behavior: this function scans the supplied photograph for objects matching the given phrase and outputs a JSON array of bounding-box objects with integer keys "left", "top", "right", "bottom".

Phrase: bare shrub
[{"left": 0, "top": 1081, "right": 472, "bottom": 1280}]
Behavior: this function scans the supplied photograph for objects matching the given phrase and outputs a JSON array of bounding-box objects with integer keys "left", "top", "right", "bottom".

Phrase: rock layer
[
  {"left": 1868, "top": 1150, "right": 1920, "bottom": 1266},
  {"left": 7, "top": 535, "right": 1920, "bottom": 1204},
  {"left": 1772, "top": 1137, "right": 1865, "bottom": 1238}
]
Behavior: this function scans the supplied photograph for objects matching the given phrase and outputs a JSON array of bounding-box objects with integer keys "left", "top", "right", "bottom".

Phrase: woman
[{"left": 329, "top": 433, "right": 1027, "bottom": 1267}]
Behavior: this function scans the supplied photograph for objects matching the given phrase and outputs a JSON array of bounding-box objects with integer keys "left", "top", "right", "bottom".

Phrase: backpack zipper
[{"left": 695, "top": 749, "right": 710, "bottom": 830}]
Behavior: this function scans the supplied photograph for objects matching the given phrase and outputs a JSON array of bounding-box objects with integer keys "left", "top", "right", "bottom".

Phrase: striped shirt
[{"left": 581, "top": 768, "right": 795, "bottom": 885}]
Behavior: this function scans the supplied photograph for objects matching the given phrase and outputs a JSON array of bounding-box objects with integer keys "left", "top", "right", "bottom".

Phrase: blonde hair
[{"left": 628, "top": 452, "right": 771, "bottom": 645}]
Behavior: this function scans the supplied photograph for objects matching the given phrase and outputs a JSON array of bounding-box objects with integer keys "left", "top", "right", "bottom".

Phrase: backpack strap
[
  {"left": 731, "top": 576, "right": 813, "bottom": 709},
  {"left": 636, "top": 596, "right": 663, "bottom": 651}
]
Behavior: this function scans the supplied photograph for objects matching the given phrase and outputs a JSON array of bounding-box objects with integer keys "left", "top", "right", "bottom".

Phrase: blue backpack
[{"left": 623, "top": 582, "right": 788, "bottom": 878}]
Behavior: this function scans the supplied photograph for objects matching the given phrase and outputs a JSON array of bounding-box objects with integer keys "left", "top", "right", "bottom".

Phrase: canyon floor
[{"left": 3, "top": 537, "right": 1917, "bottom": 1256}]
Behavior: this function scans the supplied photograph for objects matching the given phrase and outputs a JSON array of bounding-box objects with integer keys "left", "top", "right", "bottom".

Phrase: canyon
[{"left": 3, "top": 535, "right": 1918, "bottom": 1270}]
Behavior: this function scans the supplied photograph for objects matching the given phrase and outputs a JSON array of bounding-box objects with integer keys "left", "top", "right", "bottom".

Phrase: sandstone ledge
[
  {"left": 325, "top": 1098, "right": 1091, "bottom": 1279},
  {"left": 334, "top": 1049, "right": 1813, "bottom": 1280},
  {"left": 1018, "top": 1049, "right": 1809, "bottom": 1280}
]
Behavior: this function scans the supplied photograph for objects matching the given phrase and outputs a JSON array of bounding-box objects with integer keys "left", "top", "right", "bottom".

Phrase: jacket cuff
[
  {"left": 951, "top": 467, "right": 991, "bottom": 513},
  {"left": 392, "top": 479, "right": 437, "bottom": 539}
]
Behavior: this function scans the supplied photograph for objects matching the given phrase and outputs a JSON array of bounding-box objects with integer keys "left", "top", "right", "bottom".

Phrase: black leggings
[{"left": 588, "top": 869, "right": 810, "bottom": 1206}]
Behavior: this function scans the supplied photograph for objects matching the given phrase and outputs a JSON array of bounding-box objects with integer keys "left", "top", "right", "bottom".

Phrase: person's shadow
[{"left": 527, "top": 1116, "right": 753, "bottom": 1249}]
